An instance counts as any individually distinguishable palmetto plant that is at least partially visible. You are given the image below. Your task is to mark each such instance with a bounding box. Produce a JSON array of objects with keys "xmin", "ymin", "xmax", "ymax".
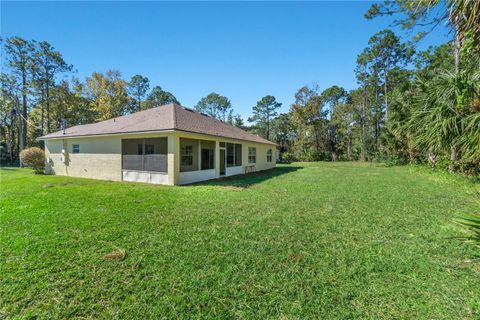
[
  {"xmin": 408, "ymin": 68, "xmax": 480, "ymax": 161},
  {"xmin": 454, "ymin": 213, "xmax": 480, "ymax": 247},
  {"xmin": 459, "ymin": 112, "xmax": 480, "ymax": 160}
]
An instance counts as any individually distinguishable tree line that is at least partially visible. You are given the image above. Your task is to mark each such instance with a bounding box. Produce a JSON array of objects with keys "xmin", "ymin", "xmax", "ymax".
[
  {"xmin": 0, "ymin": 35, "xmax": 252, "ymax": 164},
  {"xmin": 0, "ymin": 34, "xmax": 267, "ymax": 164},
  {"xmin": 254, "ymin": 0, "xmax": 480, "ymax": 174},
  {"xmin": 0, "ymin": 39, "xmax": 180, "ymax": 162},
  {"xmin": 1, "ymin": 0, "xmax": 479, "ymax": 174},
  {"xmin": 0, "ymin": 37, "xmax": 183, "ymax": 163}
]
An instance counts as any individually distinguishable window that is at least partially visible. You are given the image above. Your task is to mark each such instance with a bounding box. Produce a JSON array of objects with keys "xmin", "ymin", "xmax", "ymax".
[
  {"xmin": 267, "ymin": 149, "xmax": 272, "ymax": 162},
  {"xmin": 72, "ymin": 144, "xmax": 80, "ymax": 154},
  {"xmin": 201, "ymin": 148, "xmax": 214, "ymax": 170},
  {"xmin": 137, "ymin": 144, "xmax": 143, "ymax": 155},
  {"xmin": 219, "ymin": 142, "xmax": 226, "ymax": 148},
  {"xmin": 248, "ymin": 147, "xmax": 256, "ymax": 163},
  {"xmin": 181, "ymin": 145, "xmax": 193, "ymax": 166},
  {"xmin": 227, "ymin": 143, "xmax": 242, "ymax": 167},
  {"xmin": 235, "ymin": 144, "xmax": 242, "ymax": 166},
  {"xmin": 227, "ymin": 143, "xmax": 234, "ymax": 167},
  {"xmin": 145, "ymin": 144, "xmax": 154, "ymax": 155}
]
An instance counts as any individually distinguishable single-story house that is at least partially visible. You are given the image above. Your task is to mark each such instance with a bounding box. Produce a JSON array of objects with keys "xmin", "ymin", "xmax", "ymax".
[{"xmin": 39, "ymin": 103, "xmax": 276, "ymax": 185}]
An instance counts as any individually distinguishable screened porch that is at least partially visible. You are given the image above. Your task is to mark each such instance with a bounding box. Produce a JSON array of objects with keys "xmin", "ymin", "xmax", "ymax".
[
  {"xmin": 178, "ymin": 138, "xmax": 244, "ymax": 184},
  {"xmin": 178, "ymin": 138, "xmax": 216, "ymax": 184},
  {"xmin": 121, "ymin": 137, "xmax": 168, "ymax": 184}
]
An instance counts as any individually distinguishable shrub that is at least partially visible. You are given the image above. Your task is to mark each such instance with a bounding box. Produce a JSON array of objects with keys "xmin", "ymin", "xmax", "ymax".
[
  {"xmin": 281, "ymin": 152, "xmax": 296, "ymax": 163},
  {"xmin": 455, "ymin": 159, "xmax": 480, "ymax": 176},
  {"xmin": 373, "ymin": 152, "xmax": 408, "ymax": 167},
  {"xmin": 299, "ymin": 149, "xmax": 323, "ymax": 162},
  {"xmin": 20, "ymin": 147, "xmax": 45, "ymax": 174}
]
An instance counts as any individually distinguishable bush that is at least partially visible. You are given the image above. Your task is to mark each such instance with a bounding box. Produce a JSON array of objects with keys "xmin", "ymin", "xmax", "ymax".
[
  {"xmin": 373, "ymin": 152, "xmax": 408, "ymax": 167},
  {"xmin": 426, "ymin": 156, "xmax": 480, "ymax": 176},
  {"xmin": 280, "ymin": 152, "xmax": 296, "ymax": 163},
  {"xmin": 454, "ymin": 159, "xmax": 480, "ymax": 176},
  {"xmin": 20, "ymin": 147, "xmax": 45, "ymax": 174},
  {"xmin": 299, "ymin": 149, "xmax": 323, "ymax": 162},
  {"xmin": 384, "ymin": 155, "xmax": 408, "ymax": 167}
]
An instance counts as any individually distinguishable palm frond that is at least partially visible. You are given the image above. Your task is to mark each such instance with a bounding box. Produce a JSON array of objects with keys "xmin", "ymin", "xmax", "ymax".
[{"xmin": 454, "ymin": 212, "xmax": 480, "ymax": 247}]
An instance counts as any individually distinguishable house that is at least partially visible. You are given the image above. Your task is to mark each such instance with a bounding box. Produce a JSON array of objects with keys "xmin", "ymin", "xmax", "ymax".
[{"xmin": 39, "ymin": 103, "xmax": 276, "ymax": 185}]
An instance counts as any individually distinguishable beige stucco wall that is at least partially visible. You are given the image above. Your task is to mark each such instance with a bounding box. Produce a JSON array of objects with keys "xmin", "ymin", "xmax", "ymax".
[
  {"xmin": 44, "ymin": 132, "xmax": 171, "ymax": 182},
  {"xmin": 45, "ymin": 136, "xmax": 123, "ymax": 181},
  {"xmin": 43, "ymin": 130, "xmax": 276, "ymax": 185}
]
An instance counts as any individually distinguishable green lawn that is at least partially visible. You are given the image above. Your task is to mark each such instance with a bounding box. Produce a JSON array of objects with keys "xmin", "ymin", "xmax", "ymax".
[{"xmin": 1, "ymin": 163, "xmax": 479, "ymax": 319}]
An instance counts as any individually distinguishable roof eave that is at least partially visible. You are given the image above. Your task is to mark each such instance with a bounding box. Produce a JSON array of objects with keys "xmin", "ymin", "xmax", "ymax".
[
  {"xmin": 37, "ymin": 128, "xmax": 176, "ymax": 140},
  {"xmin": 38, "ymin": 128, "xmax": 276, "ymax": 145}
]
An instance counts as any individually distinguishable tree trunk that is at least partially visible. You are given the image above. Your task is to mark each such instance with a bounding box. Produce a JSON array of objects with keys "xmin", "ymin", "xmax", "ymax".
[
  {"xmin": 6, "ymin": 126, "xmax": 12, "ymax": 164},
  {"xmin": 347, "ymin": 138, "xmax": 351, "ymax": 160},
  {"xmin": 22, "ymin": 72, "xmax": 28, "ymax": 149},
  {"xmin": 454, "ymin": 21, "xmax": 461, "ymax": 74},
  {"xmin": 384, "ymin": 69, "xmax": 388, "ymax": 122},
  {"xmin": 41, "ymin": 89, "xmax": 45, "ymax": 134},
  {"xmin": 360, "ymin": 85, "xmax": 367, "ymax": 162},
  {"xmin": 18, "ymin": 106, "xmax": 24, "ymax": 167},
  {"xmin": 449, "ymin": 145, "xmax": 457, "ymax": 172},
  {"xmin": 11, "ymin": 121, "xmax": 16, "ymax": 164},
  {"xmin": 314, "ymin": 126, "xmax": 320, "ymax": 152},
  {"xmin": 46, "ymin": 81, "xmax": 50, "ymax": 133},
  {"xmin": 266, "ymin": 119, "xmax": 270, "ymax": 141},
  {"xmin": 374, "ymin": 85, "xmax": 380, "ymax": 151},
  {"xmin": 330, "ymin": 126, "xmax": 336, "ymax": 161},
  {"xmin": 449, "ymin": 21, "xmax": 461, "ymax": 172}
]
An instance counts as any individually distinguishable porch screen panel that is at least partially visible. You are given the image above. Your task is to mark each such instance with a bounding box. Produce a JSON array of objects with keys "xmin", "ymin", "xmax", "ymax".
[
  {"xmin": 143, "ymin": 138, "xmax": 168, "ymax": 172},
  {"xmin": 226, "ymin": 143, "xmax": 235, "ymax": 167},
  {"xmin": 144, "ymin": 154, "xmax": 167, "ymax": 172},
  {"xmin": 122, "ymin": 138, "xmax": 168, "ymax": 172},
  {"xmin": 235, "ymin": 144, "xmax": 242, "ymax": 166},
  {"xmin": 122, "ymin": 139, "xmax": 144, "ymax": 171},
  {"xmin": 122, "ymin": 155, "xmax": 143, "ymax": 171},
  {"xmin": 201, "ymin": 140, "xmax": 215, "ymax": 170}
]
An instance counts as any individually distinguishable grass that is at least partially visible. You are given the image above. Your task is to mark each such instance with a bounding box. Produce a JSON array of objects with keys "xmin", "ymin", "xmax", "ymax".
[{"xmin": 1, "ymin": 162, "xmax": 479, "ymax": 319}]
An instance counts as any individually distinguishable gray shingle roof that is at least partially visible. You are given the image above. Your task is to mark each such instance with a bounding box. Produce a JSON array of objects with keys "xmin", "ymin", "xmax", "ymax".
[{"xmin": 39, "ymin": 103, "xmax": 275, "ymax": 145}]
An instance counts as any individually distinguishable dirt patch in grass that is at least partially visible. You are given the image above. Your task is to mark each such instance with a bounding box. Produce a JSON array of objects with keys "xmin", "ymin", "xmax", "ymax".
[
  {"xmin": 460, "ymin": 259, "xmax": 480, "ymax": 274},
  {"xmin": 103, "ymin": 249, "xmax": 126, "ymax": 261},
  {"xmin": 223, "ymin": 185, "xmax": 245, "ymax": 191}
]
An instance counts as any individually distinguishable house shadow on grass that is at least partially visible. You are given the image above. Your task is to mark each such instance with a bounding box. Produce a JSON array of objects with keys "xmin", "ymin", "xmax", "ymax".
[{"xmin": 191, "ymin": 165, "xmax": 302, "ymax": 189}]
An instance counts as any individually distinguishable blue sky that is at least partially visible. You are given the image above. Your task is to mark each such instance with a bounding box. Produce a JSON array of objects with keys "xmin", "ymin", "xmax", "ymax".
[{"xmin": 2, "ymin": 1, "xmax": 451, "ymax": 119}]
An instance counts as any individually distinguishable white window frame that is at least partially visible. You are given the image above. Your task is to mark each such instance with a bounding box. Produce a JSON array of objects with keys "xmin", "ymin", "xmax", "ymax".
[
  {"xmin": 248, "ymin": 147, "xmax": 256, "ymax": 164},
  {"xmin": 72, "ymin": 144, "xmax": 80, "ymax": 154}
]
